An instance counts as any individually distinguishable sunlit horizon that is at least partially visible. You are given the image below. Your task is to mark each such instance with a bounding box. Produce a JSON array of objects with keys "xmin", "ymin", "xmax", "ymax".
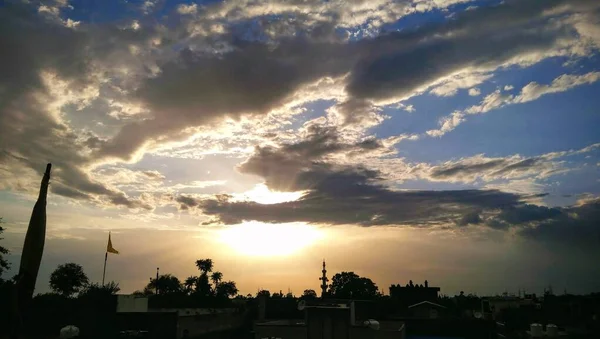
[{"xmin": 218, "ymin": 221, "xmax": 325, "ymax": 257}]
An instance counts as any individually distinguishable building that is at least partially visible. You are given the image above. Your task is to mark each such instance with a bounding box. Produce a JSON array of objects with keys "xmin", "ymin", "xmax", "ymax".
[
  {"xmin": 116, "ymin": 295, "xmax": 245, "ymax": 339},
  {"xmin": 408, "ymin": 301, "xmax": 448, "ymax": 319},
  {"xmin": 254, "ymin": 298, "xmax": 406, "ymax": 339},
  {"xmin": 389, "ymin": 280, "xmax": 440, "ymax": 305}
]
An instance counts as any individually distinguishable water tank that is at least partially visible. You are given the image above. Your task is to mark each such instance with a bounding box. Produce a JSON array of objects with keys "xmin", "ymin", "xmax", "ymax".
[
  {"xmin": 530, "ymin": 323, "xmax": 543, "ymax": 337},
  {"xmin": 59, "ymin": 325, "xmax": 79, "ymax": 339},
  {"xmin": 547, "ymin": 324, "xmax": 558, "ymax": 337},
  {"xmin": 363, "ymin": 319, "xmax": 380, "ymax": 330}
]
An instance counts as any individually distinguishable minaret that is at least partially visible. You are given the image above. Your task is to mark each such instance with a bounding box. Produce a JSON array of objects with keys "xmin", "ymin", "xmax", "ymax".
[{"xmin": 319, "ymin": 260, "xmax": 328, "ymax": 298}]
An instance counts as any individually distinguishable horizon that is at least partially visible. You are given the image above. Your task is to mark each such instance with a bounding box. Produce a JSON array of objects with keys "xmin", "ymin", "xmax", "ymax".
[{"xmin": 1, "ymin": 0, "xmax": 600, "ymax": 298}]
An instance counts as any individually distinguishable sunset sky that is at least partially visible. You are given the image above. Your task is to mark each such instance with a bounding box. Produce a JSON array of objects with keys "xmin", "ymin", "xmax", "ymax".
[{"xmin": 1, "ymin": 0, "xmax": 600, "ymax": 297}]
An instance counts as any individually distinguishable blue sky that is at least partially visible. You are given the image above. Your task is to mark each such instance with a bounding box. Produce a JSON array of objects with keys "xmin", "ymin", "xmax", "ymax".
[{"xmin": 1, "ymin": 0, "xmax": 600, "ymax": 296}]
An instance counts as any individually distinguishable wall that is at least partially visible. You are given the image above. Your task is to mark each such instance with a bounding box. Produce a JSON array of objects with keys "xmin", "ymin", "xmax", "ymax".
[
  {"xmin": 116, "ymin": 295, "xmax": 149, "ymax": 313},
  {"xmin": 178, "ymin": 312, "xmax": 245, "ymax": 339},
  {"xmin": 254, "ymin": 324, "xmax": 307, "ymax": 339}
]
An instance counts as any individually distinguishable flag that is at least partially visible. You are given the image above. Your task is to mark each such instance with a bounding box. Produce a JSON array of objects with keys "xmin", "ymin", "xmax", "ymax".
[{"xmin": 107, "ymin": 232, "xmax": 119, "ymax": 254}]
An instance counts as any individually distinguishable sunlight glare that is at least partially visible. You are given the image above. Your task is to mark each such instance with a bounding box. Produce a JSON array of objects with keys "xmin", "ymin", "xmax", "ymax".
[
  {"xmin": 236, "ymin": 183, "xmax": 305, "ymax": 205},
  {"xmin": 218, "ymin": 221, "xmax": 324, "ymax": 257}
]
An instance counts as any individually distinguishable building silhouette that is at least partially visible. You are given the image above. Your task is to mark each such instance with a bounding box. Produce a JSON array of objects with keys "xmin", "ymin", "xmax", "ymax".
[{"xmin": 389, "ymin": 280, "xmax": 440, "ymax": 305}]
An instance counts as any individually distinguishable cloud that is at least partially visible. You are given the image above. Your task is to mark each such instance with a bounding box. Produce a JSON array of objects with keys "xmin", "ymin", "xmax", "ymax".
[
  {"xmin": 99, "ymin": 38, "xmax": 355, "ymax": 160},
  {"xmin": 0, "ymin": 2, "xmax": 165, "ymax": 209},
  {"xmin": 468, "ymin": 88, "xmax": 481, "ymax": 96},
  {"xmin": 485, "ymin": 198, "xmax": 600, "ymax": 250},
  {"xmin": 345, "ymin": 0, "xmax": 597, "ymax": 103},
  {"xmin": 97, "ymin": 0, "xmax": 600, "ymax": 160},
  {"xmin": 198, "ymin": 168, "xmax": 523, "ymax": 227},
  {"xmin": 422, "ymin": 143, "xmax": 599, "ymax": 183},
  {"xmin": 430, "ymin": 73, "xmax": 491, "ymax": 97},
  {"xmin": 428, "ymin": 71, "xmax": 600, "ymax": 136},
  {"xmin": 513, "ymin": 72, "xmax": 600, "ymax": 103},
  {"xmin": 181, "ymin": 127, "xmax": 526, "ymax": 227},
  {"xmin": 237, "ymin": 124, "xmax": 391, "ymax": 191},
  {"xmin": 1, "ymin": 0, "xmax": 599, "ymax": 213}
]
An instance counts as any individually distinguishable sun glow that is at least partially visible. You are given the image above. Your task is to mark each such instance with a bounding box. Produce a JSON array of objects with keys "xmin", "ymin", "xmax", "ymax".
[
  {"xmin": 218, "ymin": 221, "xmax": 324, "ymax": 257},
  {"xmin": 236, "ymin": 183, "xmax": 306, "ymax": 205}
]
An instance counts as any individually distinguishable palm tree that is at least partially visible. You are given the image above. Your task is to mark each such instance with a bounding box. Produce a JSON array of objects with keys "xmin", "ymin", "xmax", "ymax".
[
  {"xmin": 211, "ymin": 271, "xmax": 223, "ymax": 286},
  {"xmin": 195, "ymin": 259, "xmax": 213, "ymax": 274},
  {"xmin": 184, "ymin": 276, "xmax": 198, "ymax": 294}
]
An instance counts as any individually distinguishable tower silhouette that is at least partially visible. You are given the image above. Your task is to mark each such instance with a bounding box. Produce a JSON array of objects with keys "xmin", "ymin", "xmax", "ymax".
[{"xmin": 319, "ymin": 260, "xmax": 328, "ymax": 298}]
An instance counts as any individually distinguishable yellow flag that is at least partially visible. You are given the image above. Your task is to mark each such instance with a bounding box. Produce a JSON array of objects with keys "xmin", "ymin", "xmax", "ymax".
[{"xmin": 107, "ymin": 232, "xmax": 119, "ymax": 254}]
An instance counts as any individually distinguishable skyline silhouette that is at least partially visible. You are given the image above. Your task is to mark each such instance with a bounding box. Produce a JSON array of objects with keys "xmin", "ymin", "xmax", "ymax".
[{"xmin": 1, "ymin": 0, "xmax": 600, "ymax": 301}]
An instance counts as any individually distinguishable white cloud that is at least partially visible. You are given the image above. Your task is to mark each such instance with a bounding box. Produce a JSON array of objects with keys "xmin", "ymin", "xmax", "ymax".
[
  {"xmin": 468, "ymin": 88, "xmax": 481, "ymax": 96},
  {"xmin": 430, "ymin": 73, "xmax": 492, "ymax": 97},
  {"xmin": 177, "ymin": 4, "xmax": 198, "ymax": 15},
  {"xmin": 427, "ymin": 71, "xmax": 600, "ymax": 137},
  {"xmin": 427, "ymin": 112, "xmax": 465, "ymax": 137},
  {"xmin": 513, "ymin": 72, "xmax": 600, "ymax": 103}
]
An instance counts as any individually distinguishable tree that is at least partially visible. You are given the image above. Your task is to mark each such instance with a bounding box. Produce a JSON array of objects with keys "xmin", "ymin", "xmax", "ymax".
[
  {"xmin": 195, "ymin": 273, "xmax": 212, "ymax": 296},
  {"xmin": 147, "ymin": 274, "xmax": 183, "ymax": 295},
  {"xmin": 329, "ymin": 272, "xmax": 379, "ymax": 299},
  {"xmin": 49, "ymin": 263, "xmax": 89, "ymax": 297},
  {"xmin": 195, "ymin": 259, "xmax": 213, "ymax": 274},
  {"xmin": 0, "ymin": 218, "xmax": 9, "ymax": 280},
  {"xmin": 184, "ymin": 276, "xmax": 198, "ymax": 294},
  {"xmin": 211, "ymin": 271, "xmax": 223, "ymax": 287},
  {"xmin": 215, "ymin": 281, "xmax": 238, "ymax": 298},
  {"xmin": 80, "ymin": 281, "xmax": 120, "ymax": 297},
  {"xmin": 257, "ymin": 290, "xmax": 270, "ymax": 298},
  {"xmin": 132, "ymin": 288, "xmax": 154, "ymax": 296},
  {"xmin": 302, "ymin": 289, "xmax": 317, "ymax": 299}
]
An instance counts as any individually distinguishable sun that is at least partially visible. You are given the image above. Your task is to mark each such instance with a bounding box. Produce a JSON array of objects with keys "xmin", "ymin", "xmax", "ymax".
[{"xmin": 218, "ymin": 221, "xmax": 324, "ymax": 257}]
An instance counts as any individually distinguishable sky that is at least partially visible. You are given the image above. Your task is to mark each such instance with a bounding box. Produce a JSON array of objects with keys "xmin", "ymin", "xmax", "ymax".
[{"xmin": 1, "ymin": 0, "xmax": 600, "ymax": 297}]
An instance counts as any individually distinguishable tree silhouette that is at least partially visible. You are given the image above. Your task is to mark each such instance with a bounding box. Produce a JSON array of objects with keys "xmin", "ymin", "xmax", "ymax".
[
  {"xmin": 257, "ymin": 290, "xmax": 270, "ymax": 298},
  {"xmin": 196, "ymin": 273, "xmax": 212, "ymax": 296},
  {"xmin": 195, "ymin": 259, "xmax": 213, "ymax": 274},
  {"xmin": 147, "ymin": 274, "xmax": 183, "ymax": 295},
  {"xmin": 211, "ymin": 271, "xmax": 223, "ymax": 287},
  {"xmin": 329, "ymin": 272, "xmax": 379, "ymax": 299},
  {"xmin": 80, "ymin": 281, "xmax": 120, "ymax": 297},
  {"xmin": 184, "ymin": 276, "xmax": 198, "ymax": 295},
  {"xmin": 49, "ymin": 263, "xmax": 89, "ymax": 297},
  {"xmin": 0, "ymin": 218, "xmax": 9, "ymax": 280},
  {"xmin": 302, "ymin": 289, "xmax": 317, "ymax": 299},
  {"xmin": 132, "ymin": 288, "xmax": 154, "ymax": 296},
  {"xmin": 215, "ymin": 281, "xmax": 238, "ymax": 298}
]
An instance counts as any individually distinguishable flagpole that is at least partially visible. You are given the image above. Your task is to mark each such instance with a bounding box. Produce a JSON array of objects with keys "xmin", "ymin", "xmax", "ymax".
[{"xmin": 102, "ymin": 251, "xmax": 108, "ymax": 286}]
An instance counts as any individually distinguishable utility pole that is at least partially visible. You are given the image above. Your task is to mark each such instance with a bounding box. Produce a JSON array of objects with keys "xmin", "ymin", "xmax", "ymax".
[{"xmin": 156, "ymin": 267, "xmax": 159, "ymax": 295}]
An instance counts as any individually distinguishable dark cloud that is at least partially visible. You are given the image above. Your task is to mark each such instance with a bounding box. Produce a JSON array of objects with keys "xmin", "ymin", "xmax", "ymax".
[
  {"xmin": 176, "ymin": 195, "xmax": 200, "ymax": 210},
  {"xmin": 190, "ymin": 126, "xmax": 523, "ymax": 226},
  {"xmin": 237, "ymin": 124, "xmax": 386, "ymax": 191},
  {"xmin": 0, "ymin": 2, "xmax": 158, "ymax": 209},
  {"xmin": 457, "ymin": 211, "xmax": 482, "ymax": 226},
  {"xmin": 492, "ymin": 199, "xmax": 600, "ymax": 249},
  {"xmin": 99, "ymin": 38, "xmax": 355, "ymax": 159},
  {"xmin": 426, "ymin": 154, "xmax": 561, "ymax": 183},
  {"xmin": 496, "ymin": 205, "xmax": 562, "ymax": 226},
  {"xmin": 198, "ymin": 165, "xmax": 522, "ymax": 227},
  {"xmin": 99, "ymin": 0, "xmax": 600, "ymax": 158}
]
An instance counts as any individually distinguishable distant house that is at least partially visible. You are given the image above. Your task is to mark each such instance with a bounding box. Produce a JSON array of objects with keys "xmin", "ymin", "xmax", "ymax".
[
  {"xmin": 408, "ymin": 301, "xmax": 447, "ymax": 319},
  {"xmin": 389, "ymin": 280, "xmax": 441, "ymax": 306}
]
